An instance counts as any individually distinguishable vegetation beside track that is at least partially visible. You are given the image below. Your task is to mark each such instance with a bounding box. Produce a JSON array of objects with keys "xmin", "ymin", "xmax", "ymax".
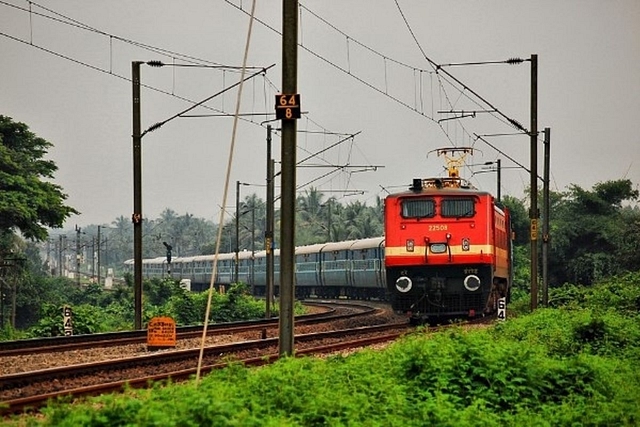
[
  {"xmin": 1, "ymin": 281, "xmax": 302, "ymax": 340},
  {"xmin": 4, "ymin": 273, "xmax": 640, "ymax": 426}
]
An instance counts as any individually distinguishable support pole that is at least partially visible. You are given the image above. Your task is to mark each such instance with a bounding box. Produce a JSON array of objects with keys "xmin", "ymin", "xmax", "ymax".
[
  {"xmin": 58, "ymin": 235, "xmax": 63, "ymax": 277},
  {"xmin": 91, "ymin": 237, "xmax": 95, "ymax": 281},
  {"xmin": 75, "ymin": 225, "xmax": 81, "ymax": 286},
  {"xmin": 251, "ymin": 206, "xmax": 255, "ymax": 292},
  {"xmin": 132, "ymin": 61, "xmax": 143, "ymax": 330},
  {"xmin": 97, "ymin": 226, "xmax": 101, "ymax": 286},
  {"xmin": 542, "ymin": 127, "xmax": 551, "ymax": 306},
  {"xmin": 529, "ymin": 54, "xmax": 539, "ymax": 311},
  {"xmin": 279, "ymin": 0, "xmax": 298, "ymax": 356},
  {"xmin": 266, "ymin": 124, "xmax": 275, "ymax": 319},
  {"xmin": 496, "ymin": 159, "xmax": 502, "ymax": 203},
  {"xmin": 235, "ymin": 180, "xmax": 240, "ymax": 284}
]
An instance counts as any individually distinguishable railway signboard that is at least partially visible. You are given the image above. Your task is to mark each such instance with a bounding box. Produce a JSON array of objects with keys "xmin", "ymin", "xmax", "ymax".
[
  {"xmin": 147, "ymin": 316, "xmax": 176, "ymax": 349},
  {"xmin": 275, "ymin": 94, "xmax": 301, "ymax": 120},
  {"xmin": 530, "ymin": 218, "xmax": 538, "ymax": 241}
]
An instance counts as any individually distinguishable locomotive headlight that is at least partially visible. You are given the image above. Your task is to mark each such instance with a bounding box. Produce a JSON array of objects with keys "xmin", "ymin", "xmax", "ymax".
[
  {"xmin": 464, "ymin": 274, "xmax": 481, "ymax": 292},
  {"xmin": 462, "ymin": 238, "xmax": 470, "ymax": 251},
  {"xmin": 406, "ymin": 239, "xmax": 415, "ymax": 252},
  {"xmin": 395, "ymin": 276, "xmax": 412, "ymax": 293},
  {"xmin": 430, "ymin": 243, "xmax": 447, "ymax": 253}
]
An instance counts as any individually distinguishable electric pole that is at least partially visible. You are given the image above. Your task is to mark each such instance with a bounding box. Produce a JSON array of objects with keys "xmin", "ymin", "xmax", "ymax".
[
  {"xmin": 530, "ymin": 54, "xmax": 539, "ymax": 311},
  {"xmin": 279, "ymin": 0, "xmax": 299, "ymax": 356},
  {"xmin": 132, "ymin": 61, "xmax": 143, "ymax": 330},
  {"xmin": 542, "ymin": 127, "xmax": 551, "ymax": 306},
  {"xmin": 75, "ymin": 225, "xmax": 82, "ymax": 286},
  {"xmin": 265, "ymin": 125, "xmax": 275, "ymax": 319}
]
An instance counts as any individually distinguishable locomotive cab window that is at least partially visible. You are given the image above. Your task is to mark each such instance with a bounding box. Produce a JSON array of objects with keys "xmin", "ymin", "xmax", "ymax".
[
  {"xmin": 441, "ymin": 198, "xmax": 475, "ymax": 218},
  {"xmin": 402, "ymin": 198, "xmax": 435, "ymax": 218}
]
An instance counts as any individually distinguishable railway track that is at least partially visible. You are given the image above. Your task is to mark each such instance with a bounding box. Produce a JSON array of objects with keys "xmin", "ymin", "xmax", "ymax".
[
  {"xmin": 1, "ymin": 301, "xmax": 406, "ymax": 415},
  {"xmin": 0, "ymin": 300, "xmax": 373, "ymax": 357},
  {"xmin": 1, "ymin": 323, "xmax": 411, "ymax": 414}
]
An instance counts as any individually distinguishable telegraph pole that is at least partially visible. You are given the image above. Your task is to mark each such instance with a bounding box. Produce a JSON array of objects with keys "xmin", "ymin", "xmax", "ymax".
[
  {"xmin": 97, "ymin": 226, "xmax": 101, "ymax": 286},
  {"xmin": 132, "ymin": 61, "xmax": 143, "ymax": 330},
  {"xmin": 265, "ymin": 125, "xmax": 275, "ymax": 319},
  {"xmin": 279, "ymin": 0, "xmax": 299, "ymax": 356},
  {"xmin": 542, "ymin": 127, "xmax": 551, "ymax": 306},
  {"xmin": 91, "ymin": 237, "xmax": 95, "ymax": 282},
  {"xmin": 235, "ymin": 180, "xmax": 241, "ymax": 284},
  {"xmin": 496, "ymin": 159, "xmax": 502, "ymax": 203},
  {"xmin": 75, "ymin": 225, "xmax": 81, "ymax": 286},
  {"xmin": 58, "ymin": 235, "xmax": 64, "ymax": 277},
  {"xmin": 529, "ymin": 54, "xmax": 539, "ymax": 311}
]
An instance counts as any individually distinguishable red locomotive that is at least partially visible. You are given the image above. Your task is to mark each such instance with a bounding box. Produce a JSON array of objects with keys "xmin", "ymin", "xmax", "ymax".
[{"xmin": 384, "ymin": 148, "xmax": 512, "ymax": 321}]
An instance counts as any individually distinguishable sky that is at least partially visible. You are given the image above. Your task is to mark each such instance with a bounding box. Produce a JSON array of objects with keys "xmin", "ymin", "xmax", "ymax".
[{"xmin": 1, "ymin": 0, "xmax": 639, "ymax": 231}]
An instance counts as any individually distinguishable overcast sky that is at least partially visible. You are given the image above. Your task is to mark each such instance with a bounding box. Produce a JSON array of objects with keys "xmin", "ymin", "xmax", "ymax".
[{"xmin": 2, "ymin": 1, "xmax": 639, "ymax": 230}]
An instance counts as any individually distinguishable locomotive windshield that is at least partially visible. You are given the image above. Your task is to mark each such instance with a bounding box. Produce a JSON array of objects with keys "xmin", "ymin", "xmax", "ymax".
[
  {"xmin": 402, "ymin": 198, "xmax": 436, "ymax": 218},
  {"xmin": 441, "ymin": 198, "xmax": 475, "ymax": 218}
]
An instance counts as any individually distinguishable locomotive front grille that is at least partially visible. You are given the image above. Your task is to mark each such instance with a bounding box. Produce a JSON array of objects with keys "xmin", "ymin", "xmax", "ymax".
[
  {"xmin": 393, "ymin": 291, "xmax": 485, "ymax": 315},
  {"xmin": 388, "ymin": 265, "xmax": 492, "ymax": 317}
]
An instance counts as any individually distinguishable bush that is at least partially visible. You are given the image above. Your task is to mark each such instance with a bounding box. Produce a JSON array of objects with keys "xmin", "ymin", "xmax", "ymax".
[
  {"xmin": 25, "ymin": 315, "xmax": 640, "ymax": 426},
  {"xmin": 491, "ymin": 307, "xmax": 640, "ymax": 360},
  {"xmin": 27, "ymin": 303, "xmax": 114, "ymax": 337}
]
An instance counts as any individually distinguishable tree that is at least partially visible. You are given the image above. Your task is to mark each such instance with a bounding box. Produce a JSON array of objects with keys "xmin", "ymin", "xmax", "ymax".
[
  {"xmin": 501, "ymin": 195, "xmax": 531, "ymax": 246},
  {"xmin": 549, "ymin": 179, "xmax": 640, "ymax": 286},
  {"xmin": 0, "ymin": 116, "xmax": 78, "ymax": 241}
]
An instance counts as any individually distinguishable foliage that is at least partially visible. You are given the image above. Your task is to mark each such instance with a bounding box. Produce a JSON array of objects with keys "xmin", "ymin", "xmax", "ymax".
[
  {"xmin": 501, "ymin": 194, "xmax": 529, "ymax": 246},
  {"xmin": 549, "ymin": 271, "xmax": 640, "ymax": 314},
  {"xmin": 27, "ymin": 303, "xmax": 107, "ymax": 337},
  {"xmin": 25, "ymin": 307, "xmax": 640, "ymax": 426},
  {"xmin": 0, "ymin": 324, "xmax": 28, "ymax": 341},
  {"xmin": 0, "ymin": 115, "xmax": 78, "ymax": 240},
  {"xmin": 548, "ymin": 179, "xmax": 639, "ymax": 286},
  {"xmin": 491, "ymin": 307, "xmax": 640, "ymax": 359},
  {"xmin": 295, "ymin": 188, "xmax": 383, "ymax": 245},
  {"xmin": 12, "ymin": 275, "xmax": 83, "ymax": 329},
  {"xmin": 9, "ymin": 277, "xmax": 273, "ymax": 338}
]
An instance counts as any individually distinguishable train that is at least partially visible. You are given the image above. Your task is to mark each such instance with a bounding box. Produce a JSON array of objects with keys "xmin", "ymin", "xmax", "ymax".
[
  {"xmin": 384, "ymin": 148, "xmax": 513, "ymax": 320},
  {"xmin": 126, "ymin": 148, "xmax": 512, "ymax": 321},
  {"xmin": 124, "ymin": 236, "xmax": 387, "ymax": 300}
]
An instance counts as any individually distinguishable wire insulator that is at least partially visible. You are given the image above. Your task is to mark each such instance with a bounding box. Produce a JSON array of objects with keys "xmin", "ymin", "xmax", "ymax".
[
  {"xmin": 147, "ymin": 122, "xmax": 163, "ymax": 133},
  {"xmin": 506, "ymin": 57, "xmax": 524, "ymax": 65},
  {"xmin": 147, "ymin": 60, "xmax": 164, "ymax": 67},
  {"xmin": 508, "ymin": 118, "xmax": 526, "ymax": 131}
]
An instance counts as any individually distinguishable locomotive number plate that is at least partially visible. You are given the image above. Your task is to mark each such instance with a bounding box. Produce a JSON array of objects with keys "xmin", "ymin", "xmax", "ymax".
[{"xmin": 428, "ymin": 224, "xmax": 448, "ymax": 231}]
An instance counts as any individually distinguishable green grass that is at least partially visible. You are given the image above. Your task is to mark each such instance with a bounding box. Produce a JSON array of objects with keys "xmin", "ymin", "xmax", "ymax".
[
  {"xmin": 4, "ymin": 310, "xmax": 638, "ymax": 427},
  {"xmin": 5, "ymin": 275, "xmax": 640, "ymax": 426}
]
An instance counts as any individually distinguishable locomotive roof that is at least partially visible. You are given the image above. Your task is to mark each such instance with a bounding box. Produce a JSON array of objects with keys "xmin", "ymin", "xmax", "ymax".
[{"xmin": 388, "ymin": 184, "xmax": 492, "ymax": 199}]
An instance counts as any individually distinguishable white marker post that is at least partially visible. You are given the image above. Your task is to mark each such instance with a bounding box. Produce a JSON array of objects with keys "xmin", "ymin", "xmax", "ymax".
[
  {"xmin": 63, "ymin": 305, "xmax": 73, "ymax": 335},
  {"xmin": 497, "ymin": 297, "xmax": 507, "ymax": 321}
]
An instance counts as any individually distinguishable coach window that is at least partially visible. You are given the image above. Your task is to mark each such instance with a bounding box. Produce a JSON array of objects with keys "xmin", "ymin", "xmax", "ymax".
[
  {"xmin": 441, "ymin": 198, "xmax": 475, "ymax": 218},
  {"xmin": 402, "ymin": 198, "xmax": 436, "ymax": 219}
]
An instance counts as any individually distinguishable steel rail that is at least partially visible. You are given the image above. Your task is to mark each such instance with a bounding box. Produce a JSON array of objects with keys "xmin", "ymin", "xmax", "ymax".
[{"xmin": 1, "ymin": 322, "xmax": 410, "ymax": 416}]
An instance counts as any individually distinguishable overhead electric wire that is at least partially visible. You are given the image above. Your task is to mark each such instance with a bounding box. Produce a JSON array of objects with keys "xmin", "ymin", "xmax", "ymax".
[
  {"xmin": 393, "ymin": 0, "xmax": 529, "ymax": 135},
  {"xmin": 223, "ymin": 0, "xmax": 441, "ymax": 125},
  {"xmin": 5, "ymin": 0, "xmax": 533, "ymax": 197},
  {"xmin": 228, "ymin": 0, "xmax": 528, "ymax": 153},
  {"xmin": 0, "ymin": 30, "xmax": 270, "ymax": 129},
  {"xmin": 142, "ymin": 64, "xmax": 275, "ymax": 136},
  {"xmin": 299, "ymin": 3, "xmax": 432, "ymax": 73},
  {"xmin": 0, "ymin": 0, "xmax": 245, "ymax": 69},
  {"xmin": 233, "ymin": 0, "xmax": 529, "ymax": 152},
  {"xmin": 1, "ymin": 1, "xmax": 370, "ymax": 197}
]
